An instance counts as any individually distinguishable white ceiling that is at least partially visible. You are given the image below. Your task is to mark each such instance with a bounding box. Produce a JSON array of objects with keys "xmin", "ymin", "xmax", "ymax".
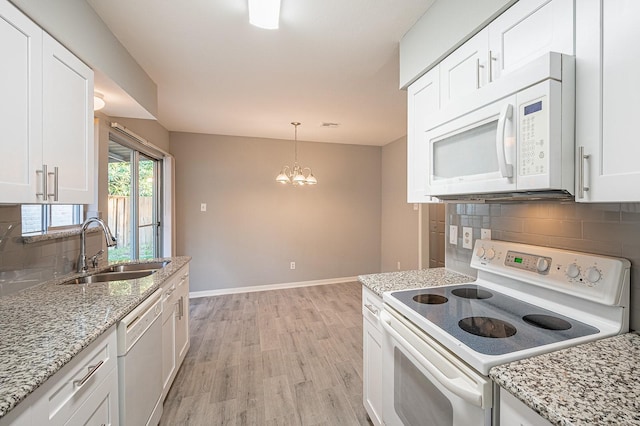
[{"xmin": 87, "ymin": 0, "xmax": 435, "ymax": 146}]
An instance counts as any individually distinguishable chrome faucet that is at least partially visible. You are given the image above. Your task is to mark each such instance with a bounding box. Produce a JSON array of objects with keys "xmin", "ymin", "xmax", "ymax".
[{"xmin": 77, "ymin": 217, "xmax": 117, "ymax": 273}]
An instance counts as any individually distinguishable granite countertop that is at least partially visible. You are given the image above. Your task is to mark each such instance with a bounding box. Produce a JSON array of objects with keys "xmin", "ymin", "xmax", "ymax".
[
  {"xmin": 490, "ymin": 332, "xmax": 640, "ymax": 425},
  {"xmin": 358, "ymin": 267, "xmax": 474, "ymax": 297},
  {"xmin": 0, "ymin": 256, "xmax": 191, "ymax": 419}
]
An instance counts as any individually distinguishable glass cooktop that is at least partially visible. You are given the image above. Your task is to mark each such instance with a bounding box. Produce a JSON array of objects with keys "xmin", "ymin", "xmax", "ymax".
[{"xmin": 389, "ymin": 285, "xmax": 599, "ymax": 356}]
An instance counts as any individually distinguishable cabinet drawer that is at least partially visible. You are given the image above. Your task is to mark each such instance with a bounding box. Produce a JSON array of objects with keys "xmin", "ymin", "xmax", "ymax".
[
  {"xmin": 362, "ymin": 286, "xmax": 382, "ymax": 324},
  {"xmin": 35, "ymin": 327, "xmax": 117, "ymax": 425}
]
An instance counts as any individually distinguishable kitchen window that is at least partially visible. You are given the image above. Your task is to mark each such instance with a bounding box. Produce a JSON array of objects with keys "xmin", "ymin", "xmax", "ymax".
[{"xmin": 21, "ymin": 204, "xmax": 83, "ymax": 235}]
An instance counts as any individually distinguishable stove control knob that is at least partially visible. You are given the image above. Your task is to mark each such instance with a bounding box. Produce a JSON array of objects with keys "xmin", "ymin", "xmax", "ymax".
[
  {"xmin": 485, "ymin": 248, "xmax": 496, "ymax": 260},
  {"xmin": 536, "ymin": 258, "xmax": 550, "ymax": 273},
  {"xmin": 475, "ymin": 247, "xmax": 485, "ymax": 257},
  {"xmin": 566, "ymin": 263, "xmax": 580, "ymax": 279},
  {"xmin": 585, "ymin": 267, "xmax": 602, "ymax": 284}
]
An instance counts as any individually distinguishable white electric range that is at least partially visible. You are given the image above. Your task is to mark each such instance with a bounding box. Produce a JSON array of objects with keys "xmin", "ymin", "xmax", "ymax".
[{"xmin": 380, "ymin": 240, "xmax": 630, "ymax": 426}]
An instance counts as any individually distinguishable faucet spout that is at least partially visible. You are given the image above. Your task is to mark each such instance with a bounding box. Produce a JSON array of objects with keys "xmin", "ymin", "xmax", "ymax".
[{"xmin": 77, "ymin": 217, "xmax": 117, "ymax": 273}]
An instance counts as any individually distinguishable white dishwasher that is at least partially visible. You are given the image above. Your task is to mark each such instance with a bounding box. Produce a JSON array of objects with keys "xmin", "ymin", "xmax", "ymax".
[{"xmin": 118, "ymin": 289, "xmax": 163, "ymax": 426}]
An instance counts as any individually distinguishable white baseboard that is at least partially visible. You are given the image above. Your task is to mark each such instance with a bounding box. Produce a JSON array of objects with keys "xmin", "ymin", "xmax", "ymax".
[{"xmin": 189, "ymin": 276, "xmax": 359, "ymax": 299}]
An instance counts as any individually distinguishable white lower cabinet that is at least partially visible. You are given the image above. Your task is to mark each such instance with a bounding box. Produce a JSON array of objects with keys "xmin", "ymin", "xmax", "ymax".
[
  {"xmin": 0, "ymin": 326, "xmax": 119, "ymax": 426},
  {"xmin": 161, "ymin": 264, "xmax": 190, "ymax": 401},
  {"xmin": 362, "ymin": 286, "xmax": 383, "ymax": 426},
  {"xmin": 500, "ymin": 389, "xmax": 552, "ymax": 426}
]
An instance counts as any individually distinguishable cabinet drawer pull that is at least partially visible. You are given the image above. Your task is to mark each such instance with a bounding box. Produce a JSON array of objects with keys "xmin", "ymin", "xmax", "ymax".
[
  {"xmin": 73, "ymin": 360, "xmax": 104, "ymax": 388},
  {"xmin": 364, "ymin": 303, "xmax": 379, "ymax": 316}
]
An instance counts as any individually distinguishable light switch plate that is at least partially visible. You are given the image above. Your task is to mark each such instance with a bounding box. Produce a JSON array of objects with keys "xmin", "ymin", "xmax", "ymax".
[
  {"xmin": 481, "ymin": 228, "xmax": 491, "ymax": 240},
  {"xmin": 449, "ymin": 225, "xmax": 458, "ymax": 245},
  {"xmin": 463, "ymin": 227, "xmax": 473, "ymax": 249}
]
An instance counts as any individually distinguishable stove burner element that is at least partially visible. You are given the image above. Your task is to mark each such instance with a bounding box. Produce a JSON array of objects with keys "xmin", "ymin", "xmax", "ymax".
[
  {"xmin": 459, "ymin": 317, "xmax": 517, "ymax": 338},
  {"xmin": 451, "ymin": 287, "xmax": 493, "ymax": 300},
  {"xmin": 413, "ymin": 294, "xmax": 448, "ymax": 305},
  {"xmin": 523, "ymin": 314, "xmax": 572, "ymax": 331}
]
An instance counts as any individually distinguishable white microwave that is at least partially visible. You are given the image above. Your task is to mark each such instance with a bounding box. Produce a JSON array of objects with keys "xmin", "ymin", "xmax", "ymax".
[{"xmin": 424, "ymin": 53, "xmax": 575, "ymax": 200}]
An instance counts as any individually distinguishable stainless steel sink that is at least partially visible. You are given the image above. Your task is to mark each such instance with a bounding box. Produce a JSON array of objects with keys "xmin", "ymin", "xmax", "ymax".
[
  {"xmin": 107, "ymin": 261, "xmax": 171, "ymax": 273},
  {"xmin": 61, "ymin": 270, "xmax": 156, "ymax": 285}
]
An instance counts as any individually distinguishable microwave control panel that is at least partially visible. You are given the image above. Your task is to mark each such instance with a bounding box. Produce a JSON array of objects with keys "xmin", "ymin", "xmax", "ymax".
[{"xmin": 519, "ymin": 96, "xmax": 548, "ymax": 176}]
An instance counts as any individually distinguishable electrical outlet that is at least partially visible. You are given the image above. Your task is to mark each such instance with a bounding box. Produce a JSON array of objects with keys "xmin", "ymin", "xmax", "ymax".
[
  {"xmin": 200, "ymin": 203, "xmax": 207, "ymax": 212},
  {"xmin": 449, "ymin": 225, "xmax": 458, "ymax": 245},
  {"xmin": 397, "ymin": 261, "xmax": 401, "ymax": 270},
  {"xmin": 463, "ymin": 227, "xmax": 473, "ymax": 249},
  {"xmin": 481, "ymin": 228, "xmax": 492, "ymax": 240},
  {"xmin": 290, "ymin": 261, "xmax": 296, "ymax": 270}
]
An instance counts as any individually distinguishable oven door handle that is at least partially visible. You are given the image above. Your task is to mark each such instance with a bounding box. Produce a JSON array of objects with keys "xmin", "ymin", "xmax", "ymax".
[{"xmin": 380, "ymin": 311, "xmax": 484, "ymax": 407}]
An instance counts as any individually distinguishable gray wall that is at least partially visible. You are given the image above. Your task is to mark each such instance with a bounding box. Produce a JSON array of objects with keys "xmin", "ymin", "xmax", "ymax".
[
  {"xmin": 170, "ymin": 132, "xmax": 382, "ymax": 293},
  {"xmin": 381, "ymin": 137, "xmax": 419, "ymax": 272},
  {"xmin": 399, "ymin": 0, "xmax": 516, "ymax": 88},
  {"xmin": 445, "ymin": 202, "xmax": 640, "ymax": 331},
  {"xmin": 9, "ymin": 0, "xmax": 157, "ymax": 116}
]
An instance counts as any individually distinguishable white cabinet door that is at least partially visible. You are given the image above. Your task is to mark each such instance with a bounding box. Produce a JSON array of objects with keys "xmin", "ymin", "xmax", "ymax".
[
  {"xmin": 64, "ymin": 367, "xmax": 119, "ymax": 426},
  {"xmin": 575, "ymin": 0, "xmax": 640, "ymax": 202},
  {"xmin": 161, "ymin": 290, "xmax": 177, "ymax": 400},
  {"xmin": 362, "ymin": 287, "xmax": 383, "ymax": 426},
  {"xmin": 488, "ymin": 0, "xmax": 574, "ymax": 81},
  {"xmin": 161, "ymin": 264, "xmax": 190, "ymax": 401},
  {"xmin": 175, "ymin": 268, "xmax": 190, "ymax": 366},
  {"xmin": 500, "ymin": 389, "xmax": 552, "ymax": 426},
  {"xmin": 0, "ymin": 0, "xmax": 42, "ymax": 203},
  {"xmin": 42, "ymin": 33, "xmax": 95, "ymax": 204},
  {"xmin": 439, "ymin": 29, "xmax": 488, "ymax": 107},
  {"xmin": 0, "ymin": 0, "xmax": 94, "ymax": 205},
  {"xmin": 407, "ymin": 67, "xmax": 439, "ymax": 202}
]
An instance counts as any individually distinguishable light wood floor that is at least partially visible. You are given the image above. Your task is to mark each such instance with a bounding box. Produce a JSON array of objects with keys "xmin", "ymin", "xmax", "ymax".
[{"xmin": 160, "ymin": 281, "xmax": 371, "ymax": 426}]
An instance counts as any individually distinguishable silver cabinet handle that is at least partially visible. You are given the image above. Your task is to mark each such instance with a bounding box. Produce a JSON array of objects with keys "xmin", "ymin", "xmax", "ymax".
[
  {"xmin": 364, "ymin": 303, "xmax": 378, "ymax": 316},
  {"xmin": 578, "ymin": 146, "xmax": 590, "ymax": 199},
  {"xmin": 47, "ymin": 166, "xmax": 59, "ymax": 201},
  {"xmin": 73, "ymin": 360, "xmax": 104, "ymax": 388},
  {"xmin": 36, "ymin": 164, "xmax": 47, "ymax": 200},
  {"xmin": 178, "ymin": 296, "xmax": 184, "ymax": 319},
  {"xmin": 488, "ymin": 50, "xmax": 496, "ymax": 83},
  {"xmin": 476, "ymin": 58, "xmax": 485, "ymax": 89}
]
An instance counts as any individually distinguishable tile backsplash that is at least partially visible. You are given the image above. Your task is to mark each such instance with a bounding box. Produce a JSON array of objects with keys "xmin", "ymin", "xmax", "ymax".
[
  {"xmin": 445, "ymin": 201, "xmax": 640, "ymax": 331},
  {"xmin": 0, "ymin": 205, "xmax": 101, "ymax": 295}
]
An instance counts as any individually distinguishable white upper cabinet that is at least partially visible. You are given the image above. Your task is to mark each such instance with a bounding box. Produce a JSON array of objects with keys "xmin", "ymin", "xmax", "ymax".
[
  {"xmin": 407, "ymin": 67, "xmax": 440, "ymax": 203},
  {"xmin": 440, "ymin": 29, "xmax": 489, "ymax": 107},
  {"xmin": 42, "ymin": 34, "xmax": 94, "ymax": 204},
  {"xmin": 0, "ymin": 1, "xmax": 43, "ymax": 203},
  {"xmin": 488, "ymin": 0, "xmax": 574, "ymax": 81},
  {"xmin": 0, "ymin": 0, "xmax": 94, "ymax": 205},
  {"xmin": 575, "ymin": 0, "xmax": 640, "ymax": 202}
]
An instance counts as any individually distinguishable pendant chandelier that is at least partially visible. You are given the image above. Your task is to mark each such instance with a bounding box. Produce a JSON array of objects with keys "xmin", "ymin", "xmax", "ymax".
[{"xmin": 276, "ymin": 122, "xmax": 317, "ymax": 186}]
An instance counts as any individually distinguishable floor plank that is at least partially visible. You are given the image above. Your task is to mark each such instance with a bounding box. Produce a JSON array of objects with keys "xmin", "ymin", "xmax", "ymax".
[{"xmin": 160, "ymin": 281, "xmax": 372, "ymax": 425}]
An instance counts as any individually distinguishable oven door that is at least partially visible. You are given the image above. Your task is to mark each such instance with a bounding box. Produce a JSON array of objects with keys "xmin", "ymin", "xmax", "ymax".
[{"xmin": 380, "ymin": 308, "xmax": 492, "ymax": 426}]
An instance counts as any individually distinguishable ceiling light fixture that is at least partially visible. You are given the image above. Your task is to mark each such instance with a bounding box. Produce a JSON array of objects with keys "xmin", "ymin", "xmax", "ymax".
[
  {"xmin": 248, "ymin": 0, "xmax": 281, "ymax": 29},
  {"xmin": 94, "ymin": 92, "xmax": 106, "ymax": 111},
  {"xmin": 276, "ymin": 122, "xmax": 317, "ymax": 186}
]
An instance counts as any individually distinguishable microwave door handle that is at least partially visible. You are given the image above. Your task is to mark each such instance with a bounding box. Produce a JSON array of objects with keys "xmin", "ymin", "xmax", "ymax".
[{"xmin": 496, "ymin": 103, "xmax": 514, "ymax": 178}]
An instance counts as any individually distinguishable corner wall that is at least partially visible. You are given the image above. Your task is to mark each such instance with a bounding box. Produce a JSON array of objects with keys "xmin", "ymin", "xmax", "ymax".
[
  {"xmin": 170, "ymin": 132, "xmax": 382, "ymax": 293},
  {"xmin": 381, "ymin": 137, "xmax": 419, "ymax": 272}
]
